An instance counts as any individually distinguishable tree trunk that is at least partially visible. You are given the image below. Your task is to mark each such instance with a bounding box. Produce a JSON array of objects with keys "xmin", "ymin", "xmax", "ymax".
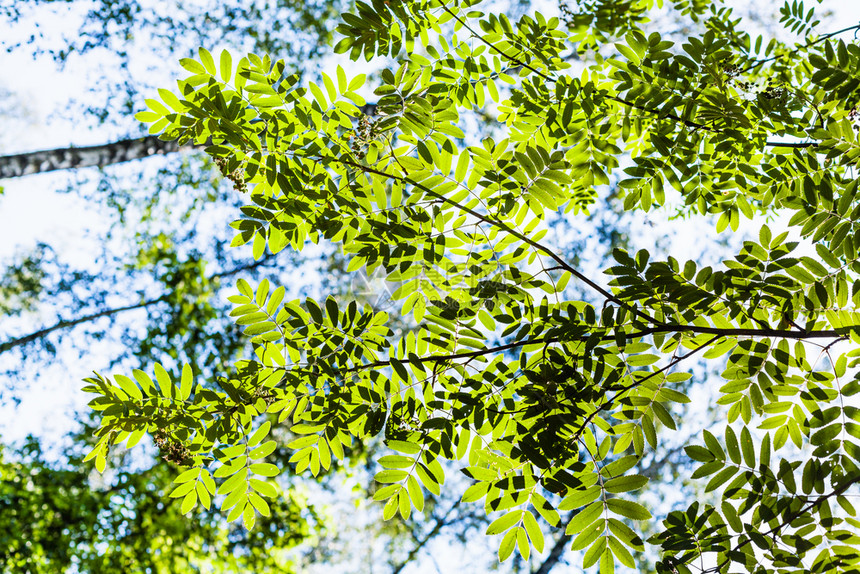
[
  {"xmin": 0, "ymin": 104, "xmax": 382, "ymax": 180},
  {"xmin": 0, "ymin": 104, "xmax": 383, "ymax": 180},
  {"xmin": 0, "ymin": 136, "xmax": 199, "ymax": 179},
  {"xmin": 531, "ymin": 513, "xmax": 575, "ymax": 574}
]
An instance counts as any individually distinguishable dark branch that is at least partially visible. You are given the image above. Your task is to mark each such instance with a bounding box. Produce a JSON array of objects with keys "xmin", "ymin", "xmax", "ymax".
[
  {"xmin": 610, "ymin": 96, "xmax": 717, "ymax": 133},
  {"xmin": 740, "ymin": 24, "xmax": 860, "ymax": 74},
  {"xmin": 570, "ymin": 334, "xmax": 721, "ymax": 443},
  {"xmin": 765, "ymin": 141, "xmax": 818, "ymax": 148},
  {"xmin": 335, "ymin": 157, "xmax": 663, "ymax": 326},
  {"xmin": 438, "ymin": 2, "xmax": 554, "ymax": 83},
  {"xmin": 343, "ymin": 325, "xmax": 848, "ymax": 373},
  {"xmin": 704, "ymin": 472, "xmax": 860, "ymax": 574},
  {"xmin": 0, "ymin": 295, "xmax": 170, "ymax": 354}
]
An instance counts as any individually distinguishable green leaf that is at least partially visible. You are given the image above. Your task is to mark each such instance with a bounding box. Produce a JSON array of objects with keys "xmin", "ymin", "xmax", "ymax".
[
  {"xmin": 249, "ymin": 463, "xmax": 280, "ymax": 477},
  {"xmin": 685, "ymin": 445, "xmax": 715, "ymax": 462},
  {"xmin": 249, "ymin": 478, "xmax": 279, "ymax": 499},
  {"xmin": 627, "ymin": 354, "xmax": 658, "ymax": 366},
  {"xmin": 722, "ymin": 501, "xmax": 743, "ymax": 532},
  {"xmin": 567, "ymin": 501, "xmax": 603, "ymax": 534},
  {"xmin": 703, "ymin": 429, "xmax": 725, "ymax": 460},
  {"xmin": 559, "ymin": 485, "xmax": 601, "ymax": 510},
  {"xmin": 243, "ymin": 503, "xmax": 256, "ymax": 530},
  {"xmin": 306, "ymin": 298, "xmax": 323, "ymax": 323},
  {"xmin": 198, "ymin": 48, "xmax": 216, "ymax": 75},
  {"xmin": 705, "ymin": 466, "xmax": 737, "ymax": 492},
  {"xmin": 517, "ymin": 526, "xmax": 530, "ymax": 561},
  {"xmin": 380, "ymin": 455, "xmax": 414, "ymax": 469},
  {"xmin": 651, "ymin": 401, "xmax": 676, "ymax": 430},
  {"xmin": 153, "ymin": 363, "xmax": 173, "ymax": 398},
  {"xmin": 387, "ymin": 440, "xmax": 421, "ymax": 455},
  {"xmin": 219, "ymin": 49, "xmax": 232, "ymax": 82},
  {"xmin": 583, "ymin": 537, "xmax": 607, "ymax": 568},
  {"xmin": 607, "ymin": 535, "xmax": 634, "ymax": 567},
  {"xmin": 248, "ymin": 421, "xmax": 271, "ymax": 447},
  {"xmin": 498, "ymin": 528, "xmax": 517, "ymax": 562},
  {"xmin": 455, "ymin": 151, "xmax": 470, "ymax": 181},
  {"xmin": 179, "ymin": 364, "xmax": 193, "ymax": 401},
  {"xmin": 169, "ymin": 481, "xmax": 196, "ymax": 498},
  {"xmin": 740, "ymin": 426, "xmax": 756, "ymax": 468},
  {"xmin": 616, "ymin": 43, "xmax": 641, "ymax": 65},
  {"xmin": 250, "ymin": 440, "xmax": 277, "ymax": 460},
  {"xmin": 607, "ymin": 518, "xmax": 644, "ymax": 551},
  {"xmin": 725, "ymin": 426, "xmax": 741, "ymax": 464},
  {"xmin": 604, "ymin": 475, "xmax": 648, "ymax": 493},
  {"xmin": 114, "ymin": 374, "xmax": 142, "ymax": 401},
  {"xmin": 249, "ymin": 492, "xmax": 271, "ymax": 517},
  {"xmin": 606, "ymin": 499, "xmax": 651, "ymax": 520},
  {"xmin": 375, "ymin": 469, "xmax": 408, "ymax": 483},
  {"xmin": 407, "ymin": 474, "xmax": 425, "ymax": 512},
  {"xmin": 600, "ymin": 546, "xmax": 615, "ymax": 574},
  {"xmin": 180, "ymin": 490, "xmax": 197, "ymax": 514},
  {"xmin": 486, "ymin": 510, "xmax": 522, "ymax": 535},
  {"xmin": 196, "ymin": 481, "xmax": 212, "ymax": 510},
  {"xmin": 309, "ymin": 81, "xmax": 328, "ymax": 109},
  {"xmin": 348, "ymin": 73, "xmax": 366, "ymax": 91},
  {"xmin": 522, "ymin": 510, "xmax": 544, "ymax": 552},
  {"xmin": 179, "ymin": 58, "xmax": 206, "ymax": 74}
]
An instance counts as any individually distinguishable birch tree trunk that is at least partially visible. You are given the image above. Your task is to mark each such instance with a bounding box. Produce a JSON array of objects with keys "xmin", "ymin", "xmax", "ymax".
[
  {"xmin": 0, "ymin": 105, "xmax": 381, "ymax": 180},
  {"xmin": 0, "ymin": 136, "xmax": 200, "ymax": 179}
]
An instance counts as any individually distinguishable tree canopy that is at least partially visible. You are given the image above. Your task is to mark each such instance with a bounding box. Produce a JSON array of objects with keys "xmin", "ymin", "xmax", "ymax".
[{"xmin": 84, "ymin": 0, "xmax": 860, "ymax": 572}]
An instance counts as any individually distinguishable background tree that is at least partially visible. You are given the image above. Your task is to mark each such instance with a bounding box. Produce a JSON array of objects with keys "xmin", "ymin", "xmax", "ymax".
[{"xmin": 0, "ymin": 2, "xmax": 348, "ymax": 572}]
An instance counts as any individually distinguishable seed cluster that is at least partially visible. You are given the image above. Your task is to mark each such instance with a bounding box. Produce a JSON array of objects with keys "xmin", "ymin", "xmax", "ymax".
[
  {"xmin": 214, "ymin": 156, "xmax": 248, "ymax": 193},
  {"xmin": 350, "ymin": 115, "xmax": 380, "ymax": 160},
  {"xmin": 153, "ymin": 430, "xmax": 192, "ymax": 466}
]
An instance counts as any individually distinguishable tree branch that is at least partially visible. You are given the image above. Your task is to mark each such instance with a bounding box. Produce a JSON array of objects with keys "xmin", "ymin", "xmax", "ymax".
[
  {"xmin": 391, "ymin": 498, "xmax": 462, "ymax": 574},
  {"xmin": 531, "ymin": 512, "xmax": 576, "ymax": 574},
  {"xmin": 0, "ymin": 254, "xmax": 278, "ymax": 355},
  {"xmin": 570, "ymin": 334, "xmax": 721, "ymax": 443},
  {"xmin": 765, "ymin": 141, "xmax": 818, "ymax": 148},
  {"xmin": 704, "ymin": 472, "xmax": 860, "ymax": 574},
  {"xmin": 740, "ymin": 24, "xmax": 860, "ymax": 74},
  {"xmin": 341, "ymin": 325, "xmax": 848, "ymax": 374},
  {"xmin": 437, "ymin": 9, "xmax": 854, "ymax": 152},
  {"xmin": 0, "ymin": 295, "xmax": 170, "ymax": 354},
  {"xmin": 0, "ymin": 105, "xmax": 381, "ymax": 180},
  {"xmin": 438, "ymin": 2, "xmax": 554, "ymax": 83},
  {"xmin": 336, "ymin": 157, "xmax": 663, "ymax": 326}
]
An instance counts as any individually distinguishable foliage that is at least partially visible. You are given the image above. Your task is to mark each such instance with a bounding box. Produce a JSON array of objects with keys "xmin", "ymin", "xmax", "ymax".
[
  {"xmin": 86, "ymin": 0, "xmax": 860, "ymax": 572},
  {"xmin": 0, "ymin": 438, "xmax": 317, "ymax": 573}
]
